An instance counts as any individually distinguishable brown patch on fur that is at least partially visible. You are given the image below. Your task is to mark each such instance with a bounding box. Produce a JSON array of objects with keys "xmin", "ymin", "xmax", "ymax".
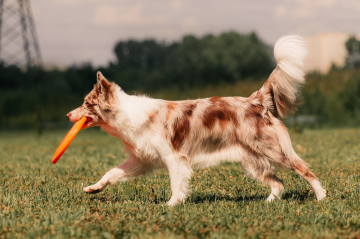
[
  {"xmin": 245, "ymin": 104, "xmax": 273, "ymax": 138},
  {"xmin": 294, "ymin": 164, "xmax": 316, "ymax": 180},
  {"xmin": 171, "ymin": 102, "xmax": 197, "ymax": 151},
  {"xmin": 171, "ymin": 116, "xmax": 190, "ymax": 151},
  {"xmin": 183, "ymin": 102, "xmax": 197, "ymax": 117},
  {"xmin": 202, "ymin": 97, "xmax": 238, "ymax": 129},
  {"xmin": 245, "ymin": 104, "xmax": 263, "ymax": 119}
]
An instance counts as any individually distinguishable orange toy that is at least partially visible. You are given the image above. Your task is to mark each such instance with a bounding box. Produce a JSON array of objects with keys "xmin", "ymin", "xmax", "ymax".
[{"xmin": 52, "ymin": 117, "xmax": 87, "ymax": 164}]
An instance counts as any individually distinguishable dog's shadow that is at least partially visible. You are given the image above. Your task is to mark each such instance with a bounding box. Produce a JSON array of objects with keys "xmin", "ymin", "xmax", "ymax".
[
  {"xmin": 188, "ymin": 193, "xmax": 266, "ymax": 204},
  {"xmin": 281, "ymin": 190, "xmax": 314, "ymax": 201},
  {"xmin": 87, "ymin": 190, "xmax": 314, "ymax": 204},
  {"xmin": 189, "ymin": 190, "xmax": 314, "ymax": 204}
]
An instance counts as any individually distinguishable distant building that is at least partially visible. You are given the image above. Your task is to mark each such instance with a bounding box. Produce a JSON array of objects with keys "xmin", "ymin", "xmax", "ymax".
[{"xmin": 303, "ymin": 32, "xmax": 360, "ymax": 73}]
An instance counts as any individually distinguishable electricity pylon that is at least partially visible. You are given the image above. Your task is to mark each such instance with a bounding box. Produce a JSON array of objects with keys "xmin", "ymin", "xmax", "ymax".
[{"xmin": 0, "ymin": 0, "xmax": 42, "ymax": 68}]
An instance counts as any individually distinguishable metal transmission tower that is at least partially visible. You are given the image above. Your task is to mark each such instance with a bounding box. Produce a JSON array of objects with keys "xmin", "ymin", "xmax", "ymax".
[{"xmin": 0, "ymin": 0, "xmax": 42, "ymax": 68}]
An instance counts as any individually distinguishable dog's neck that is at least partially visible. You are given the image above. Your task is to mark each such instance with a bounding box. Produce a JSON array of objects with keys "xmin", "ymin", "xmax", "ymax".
[{"xmin": 100, "ymin": 88, "xmax": 159, "ymax": 145}]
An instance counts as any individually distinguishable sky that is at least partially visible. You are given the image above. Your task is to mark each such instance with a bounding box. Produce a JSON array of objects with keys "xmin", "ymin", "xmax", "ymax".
[{"xmin": 27, "ymin": 0, "xmax": 360, "ymax": 67}]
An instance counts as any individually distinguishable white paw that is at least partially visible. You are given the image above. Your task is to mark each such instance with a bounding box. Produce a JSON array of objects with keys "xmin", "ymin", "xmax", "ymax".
[
  {"xmin": 167, "ymin": 196, "xmax": 182, "ymax": 206},
  {"xmin": 266, "ymin": 194, "xmax": 277, "ymax": 202},
  {"xmin": 311, "ymin": 180, "xmax": 327, "ymax": 201},
  {"xmin": 83, "ymin": 186, "xmax": 102, "ymax": 194},
  {"xmin": 316, "ymin": 189, "xmax": 327, "ymax": 201}
]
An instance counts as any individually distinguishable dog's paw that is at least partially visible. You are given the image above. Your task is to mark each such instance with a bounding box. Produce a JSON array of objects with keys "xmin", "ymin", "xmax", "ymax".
[
  {"xmin": 83, "ymin": 186, "xmax": 101, "ymax": 194},
  {"xmin": 167, "ymin": 196, "xmax": 183, "ymax": 206},
  {"xmin": 266, "ymin": 194, "xmax": 277, "ymax": 202},
  {"xmin": 316, "ymin": 189, "xmax": 327, "ymax": 201}
]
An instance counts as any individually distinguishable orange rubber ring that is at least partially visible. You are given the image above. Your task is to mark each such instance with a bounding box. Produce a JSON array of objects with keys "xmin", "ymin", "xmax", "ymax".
[{"xmin": 52, "ymin": 117, "xmax": 86, "ymax": 164}]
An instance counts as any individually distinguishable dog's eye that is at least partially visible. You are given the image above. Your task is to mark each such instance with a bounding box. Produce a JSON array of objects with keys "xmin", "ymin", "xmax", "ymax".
[{"xmin": 85, "ymin": 102, "xmax": 97, "ymax": 107}]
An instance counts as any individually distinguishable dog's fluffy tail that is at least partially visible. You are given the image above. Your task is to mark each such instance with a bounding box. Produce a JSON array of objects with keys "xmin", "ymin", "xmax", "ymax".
[{"xmin": 259, "ymin": 35, "xmax": 307, "ymax": 118}]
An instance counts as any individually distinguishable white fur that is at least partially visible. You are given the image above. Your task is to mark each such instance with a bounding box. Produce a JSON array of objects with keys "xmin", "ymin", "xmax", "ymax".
[{"xmin": 274, "ymin": 35, "xmax": 307, "ymax": 100}]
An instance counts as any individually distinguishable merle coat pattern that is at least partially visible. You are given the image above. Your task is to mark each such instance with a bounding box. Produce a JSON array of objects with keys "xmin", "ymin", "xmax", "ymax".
[{"xmin": 67, "ymin": 35, "xmax": 326, "ymax": 206}]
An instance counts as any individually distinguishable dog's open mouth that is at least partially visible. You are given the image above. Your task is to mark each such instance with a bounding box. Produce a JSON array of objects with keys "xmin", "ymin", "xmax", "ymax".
[{"xmin": 84, "ymin": 117, "xmax": 93, "ymax": 126}]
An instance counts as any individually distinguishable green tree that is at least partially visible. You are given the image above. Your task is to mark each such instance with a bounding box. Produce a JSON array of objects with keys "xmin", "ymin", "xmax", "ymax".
[
  {"xmin": 112, "ymin": 31, "xmax": 274, "ymax": 90},
  {"xmin": 345, "ymin": 36, "xmax": 360, "ymax": 55}
]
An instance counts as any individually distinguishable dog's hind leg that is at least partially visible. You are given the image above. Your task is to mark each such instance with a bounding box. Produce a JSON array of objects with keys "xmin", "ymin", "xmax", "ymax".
[
  {"xmin": 291, "ymin": 158, "xmax": 326, "ymax": 201},
  {"xmin": 83, "ymin": 154, "xmax": 152, "ymax": 194},
  {"xmin": 266, "ymin": 123, "xmax": 326, "ymax": 201},
  {"xmin": 260, "ymin": 142, "xmax": 326, "ymax": 201},
  {"xmin": 261, "ymin": 148, "xmax": 326, "ymax": 201},
  {"xmin": 239, "ymin": 155, "xmax": 284, "ymax": 201}
]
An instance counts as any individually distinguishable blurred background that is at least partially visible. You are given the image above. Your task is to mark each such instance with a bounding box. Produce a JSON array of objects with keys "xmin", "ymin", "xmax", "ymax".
[{"xmin": 1, "ymin": 0, "xmax": 360, "ymax": 132}]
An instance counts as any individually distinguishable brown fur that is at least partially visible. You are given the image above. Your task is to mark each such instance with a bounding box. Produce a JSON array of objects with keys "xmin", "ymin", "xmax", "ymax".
[
  {"xmin": 202, "ymin": 97, "xmax": 238, "ymax": 130},
  {"xmin": 260, "ymin": 70, "xmax": 303, "ymax": 118},
  {"xmin": 171, "ymin": 116, "xmax": 190, "ymax": 151},
  {"xmin": 244, "ymin": 104, "xmax": 272, "ymax": 139},
  {"xmin": 170, "ymin": 102, "xmax": 195, "ymax": 151},
  {"xmin": 294, "ymin": 164, "xmax": 317, "ymax": 180}
]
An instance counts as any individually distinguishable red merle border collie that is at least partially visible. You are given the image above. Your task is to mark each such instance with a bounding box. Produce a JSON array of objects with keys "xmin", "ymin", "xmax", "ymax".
[{"xmin": 67, "ymin": 35, "xmax": 326, "ymax": 206}]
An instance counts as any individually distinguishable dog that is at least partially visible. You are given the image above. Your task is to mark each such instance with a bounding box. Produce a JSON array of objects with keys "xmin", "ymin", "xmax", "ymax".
[{"xmin": 67, "ymin": 35, "xmax": 326, "ymax": 206}]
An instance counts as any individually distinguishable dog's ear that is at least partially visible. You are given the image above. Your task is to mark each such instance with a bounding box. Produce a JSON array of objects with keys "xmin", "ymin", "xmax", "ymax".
[
  {"xmin": 97, "ymin": 71, "xmax": 106, "ymax": 83},
  {"xmin": 96, "ymin": 71, "xmax": 112, "ymax": 95}
]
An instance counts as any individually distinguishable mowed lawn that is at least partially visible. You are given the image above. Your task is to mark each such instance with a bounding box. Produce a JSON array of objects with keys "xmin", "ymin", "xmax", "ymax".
[{"xmin": 1, "ymin": 128, "xmax": 360, "ymax": 238}]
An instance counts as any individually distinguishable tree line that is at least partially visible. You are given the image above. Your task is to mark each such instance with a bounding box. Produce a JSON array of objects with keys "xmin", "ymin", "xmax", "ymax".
[
  {"xmin": 0, "ymin": 32, "xmax": 274, "ymax": 128},
  {"xmin": 1, "ymin": 31, "xmax": 273, "ymax": 93},
  {"xmin": 1, "ymin": 31, "xmax": 360, "ymax": 129}
]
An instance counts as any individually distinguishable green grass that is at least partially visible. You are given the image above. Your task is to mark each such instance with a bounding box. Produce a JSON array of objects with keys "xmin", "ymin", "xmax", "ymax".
[{"xmin": 1, "ymin": 128, "xmax": 360, "ymax": 238}]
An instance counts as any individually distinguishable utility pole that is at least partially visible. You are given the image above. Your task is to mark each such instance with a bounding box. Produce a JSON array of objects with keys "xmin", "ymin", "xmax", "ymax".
[
  {"xmin": 0, "ymin": 0, "xmax": 42, "ymax": 68},
  {"xmin": 0, "ymin": 0, "xmax": 43, "ymax": 134}
]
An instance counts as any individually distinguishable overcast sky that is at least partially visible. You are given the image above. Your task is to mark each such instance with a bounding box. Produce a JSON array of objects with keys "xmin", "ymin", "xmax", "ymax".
[{"xmin": 29, "ymin": 0, "xmax": 360, "ymax": 67}]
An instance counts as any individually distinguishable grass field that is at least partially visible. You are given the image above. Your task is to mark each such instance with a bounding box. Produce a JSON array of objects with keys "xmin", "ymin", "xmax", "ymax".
[{"xmin": 1, "ymin": 128, "xmax": 360, "ymax": 238}]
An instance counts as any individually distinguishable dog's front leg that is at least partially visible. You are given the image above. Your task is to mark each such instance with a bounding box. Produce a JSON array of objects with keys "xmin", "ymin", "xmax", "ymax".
[
  {"xmin": 83, "ymin": 154, "xmax": 151, "ymax": 194},
  {"xmin": 163, "ymin": 154, "xmax": 193, "ymax": 206}
]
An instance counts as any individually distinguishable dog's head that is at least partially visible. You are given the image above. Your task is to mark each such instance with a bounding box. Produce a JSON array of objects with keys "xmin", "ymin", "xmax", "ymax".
[{"xmin": 67, "ymin": 71, "xmax": 117, "ymax": 128}]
